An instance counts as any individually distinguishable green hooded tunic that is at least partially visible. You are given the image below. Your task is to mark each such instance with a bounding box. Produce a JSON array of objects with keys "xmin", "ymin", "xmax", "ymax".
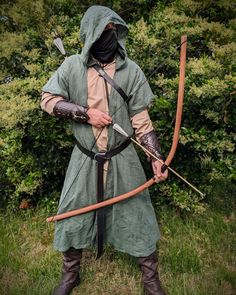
[{"xmin": 42, "ymin": 5, "xmax": 160, "ymax": 257}]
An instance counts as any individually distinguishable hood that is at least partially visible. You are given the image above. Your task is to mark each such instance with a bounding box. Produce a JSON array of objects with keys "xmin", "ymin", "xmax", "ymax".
[{"xmin": 80, "ymin": 5, "xmax": 129, "ymax": 66}]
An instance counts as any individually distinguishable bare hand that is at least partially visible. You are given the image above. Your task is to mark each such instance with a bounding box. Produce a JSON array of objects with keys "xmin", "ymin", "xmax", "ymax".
[
  {"xmin": 87, "ymin": 108, "xmax": 112, "ymax": 128},
  {"xmin": 152, "ymin": 160, "xmax": 168, "ymax": 183}
]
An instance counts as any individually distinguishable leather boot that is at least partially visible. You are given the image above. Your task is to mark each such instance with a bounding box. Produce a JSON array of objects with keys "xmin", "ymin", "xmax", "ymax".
[
  {"xmin": 138, "ymin": 251, "xmax": 167, "ymax": 295},
  {"xmin": 52, "ymin": 247, "xmax": 82, "ymax": 295}
]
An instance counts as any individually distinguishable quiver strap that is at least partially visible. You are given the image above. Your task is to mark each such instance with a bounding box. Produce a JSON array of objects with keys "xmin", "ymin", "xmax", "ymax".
[{"xmin": 93, "ymin": 63, "xmax": 131, "ymax": 104}]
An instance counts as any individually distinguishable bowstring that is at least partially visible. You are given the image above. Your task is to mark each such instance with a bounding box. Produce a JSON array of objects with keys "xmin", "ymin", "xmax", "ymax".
[{"xmin": 53, "ymin": 40, "xmax": 187, "ymax": 217}]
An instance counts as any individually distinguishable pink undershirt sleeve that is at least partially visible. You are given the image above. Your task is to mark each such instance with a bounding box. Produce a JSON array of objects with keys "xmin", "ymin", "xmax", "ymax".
[
  {"xmin": 131, "ymin": 109, "xmax": 154, "ymax": 142},
  {"xmin": 41, "ymin": 92, "xmax": 64, "ymax": 115}
]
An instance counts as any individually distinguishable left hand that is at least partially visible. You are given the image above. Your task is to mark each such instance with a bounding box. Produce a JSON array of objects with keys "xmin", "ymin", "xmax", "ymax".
[{"xmin": 152, "ymin": 159, "xmax": 168, "ymax": 182}]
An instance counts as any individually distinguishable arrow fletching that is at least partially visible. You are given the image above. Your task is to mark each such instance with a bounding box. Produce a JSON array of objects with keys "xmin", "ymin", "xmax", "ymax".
[
  {"xmin": 113, "ymin": 123, "xmax": 129, "ymax": 138},
  {"xmin": 53, "ymin": 36, "xmax": 66, "ymax": 56}
]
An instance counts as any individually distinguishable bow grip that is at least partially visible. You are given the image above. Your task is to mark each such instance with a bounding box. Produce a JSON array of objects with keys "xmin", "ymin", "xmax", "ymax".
[{"xmin": 161, "ymin": 163, "xmax": 168, "ymax": 173}]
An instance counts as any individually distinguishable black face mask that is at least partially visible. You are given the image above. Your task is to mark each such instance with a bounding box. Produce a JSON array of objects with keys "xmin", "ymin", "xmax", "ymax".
[{"xmin": 90, "ymin": 28, "xmax": 118, "ymax": 64}]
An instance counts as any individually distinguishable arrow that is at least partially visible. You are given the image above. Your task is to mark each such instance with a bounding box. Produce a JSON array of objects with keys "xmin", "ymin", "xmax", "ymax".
[{"xmin": 113, "ymin": 123, "xmax": 204, "ymax": 197}]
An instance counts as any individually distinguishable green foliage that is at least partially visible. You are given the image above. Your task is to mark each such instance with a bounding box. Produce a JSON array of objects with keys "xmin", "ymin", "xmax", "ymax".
[
  {"xmin": 0, "ymin": 0, "xmax": 235, "ymax": 213},
  {"xmin": 128, "ymin": 0, "xmax": 235, "ymax": 213},
  {"xmin": 163, "ymin": 242, "xmax": 201, "ymax": 274}
]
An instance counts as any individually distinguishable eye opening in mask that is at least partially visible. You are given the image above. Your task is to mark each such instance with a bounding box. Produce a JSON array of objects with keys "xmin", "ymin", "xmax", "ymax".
[{"xmin": 104, "ymin": 23, "xmax": 117, "ymax": 31}]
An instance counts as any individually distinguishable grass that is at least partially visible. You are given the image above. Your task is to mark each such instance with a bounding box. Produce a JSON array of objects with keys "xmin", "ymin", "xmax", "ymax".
[{"xmin": 0, "ymin": 206, "xmax": 235, "ymax": 295}]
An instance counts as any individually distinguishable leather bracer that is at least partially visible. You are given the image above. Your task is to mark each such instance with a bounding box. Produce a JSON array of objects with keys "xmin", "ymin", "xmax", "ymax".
[
  {"xmin": 53, "ymin": 100, "xmax": 89, "ymax": 123},
  {"xmin": 140, "ymin": 130, "xmax": 163, "ymax": 161}
]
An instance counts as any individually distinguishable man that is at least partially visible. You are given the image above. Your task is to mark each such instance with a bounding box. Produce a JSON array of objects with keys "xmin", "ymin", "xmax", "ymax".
[{"xmin": 41, "ymin": 5, "xmax": 168, "ymax": 295}]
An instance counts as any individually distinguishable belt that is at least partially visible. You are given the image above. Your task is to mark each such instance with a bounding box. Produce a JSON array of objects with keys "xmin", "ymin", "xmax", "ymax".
[{"xmin": 76, "ymin": 138, "xmax": 131, "ymax": 258}]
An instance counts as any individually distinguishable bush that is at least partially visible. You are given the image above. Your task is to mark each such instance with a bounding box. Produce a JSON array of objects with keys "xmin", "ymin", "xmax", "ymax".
[{"xmin": 0, "ymin": 0, "xmax": 235, "ymax": 213}]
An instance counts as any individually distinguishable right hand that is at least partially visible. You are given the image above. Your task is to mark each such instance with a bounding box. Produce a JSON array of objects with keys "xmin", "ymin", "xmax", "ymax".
[{"xmin": 87, "ymin": 108, "xmax": 112, "ymax": 128}]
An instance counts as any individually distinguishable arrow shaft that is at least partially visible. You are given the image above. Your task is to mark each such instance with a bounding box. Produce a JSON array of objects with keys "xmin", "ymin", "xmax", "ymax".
[{"xmin": 129, "ymin": 137, "xmax": 204, "ymax": 197}]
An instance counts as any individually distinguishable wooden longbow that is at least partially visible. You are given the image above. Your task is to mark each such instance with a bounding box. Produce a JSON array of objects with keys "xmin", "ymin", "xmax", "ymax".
[{"xmin": 46, "ymin": 35, "xmax": 202, "ymax": 223}]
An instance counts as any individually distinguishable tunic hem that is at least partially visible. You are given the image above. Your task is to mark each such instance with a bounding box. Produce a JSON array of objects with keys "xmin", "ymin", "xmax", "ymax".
[{"xmin": 54, "ymin": 240, "xmax": 159, "ymax": 257}]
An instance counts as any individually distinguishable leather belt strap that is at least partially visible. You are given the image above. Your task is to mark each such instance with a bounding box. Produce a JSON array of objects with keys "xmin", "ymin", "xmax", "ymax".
[
  {"xmin": 93, "ymin": 63, "xmax": 132, "ymax": 104},
  {"xmin": 76, "ymin": 138, "xmax": 131, "ymax": 161},
  {"xmin": 76, "ymin": 138, "xmax": 131, "ymax": 258}
]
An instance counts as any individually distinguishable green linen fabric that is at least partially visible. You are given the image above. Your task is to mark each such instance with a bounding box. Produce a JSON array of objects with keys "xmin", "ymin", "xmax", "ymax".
[{"xmin": 42, "ymin": 5, "xmax": 160, "ymax": 257}]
